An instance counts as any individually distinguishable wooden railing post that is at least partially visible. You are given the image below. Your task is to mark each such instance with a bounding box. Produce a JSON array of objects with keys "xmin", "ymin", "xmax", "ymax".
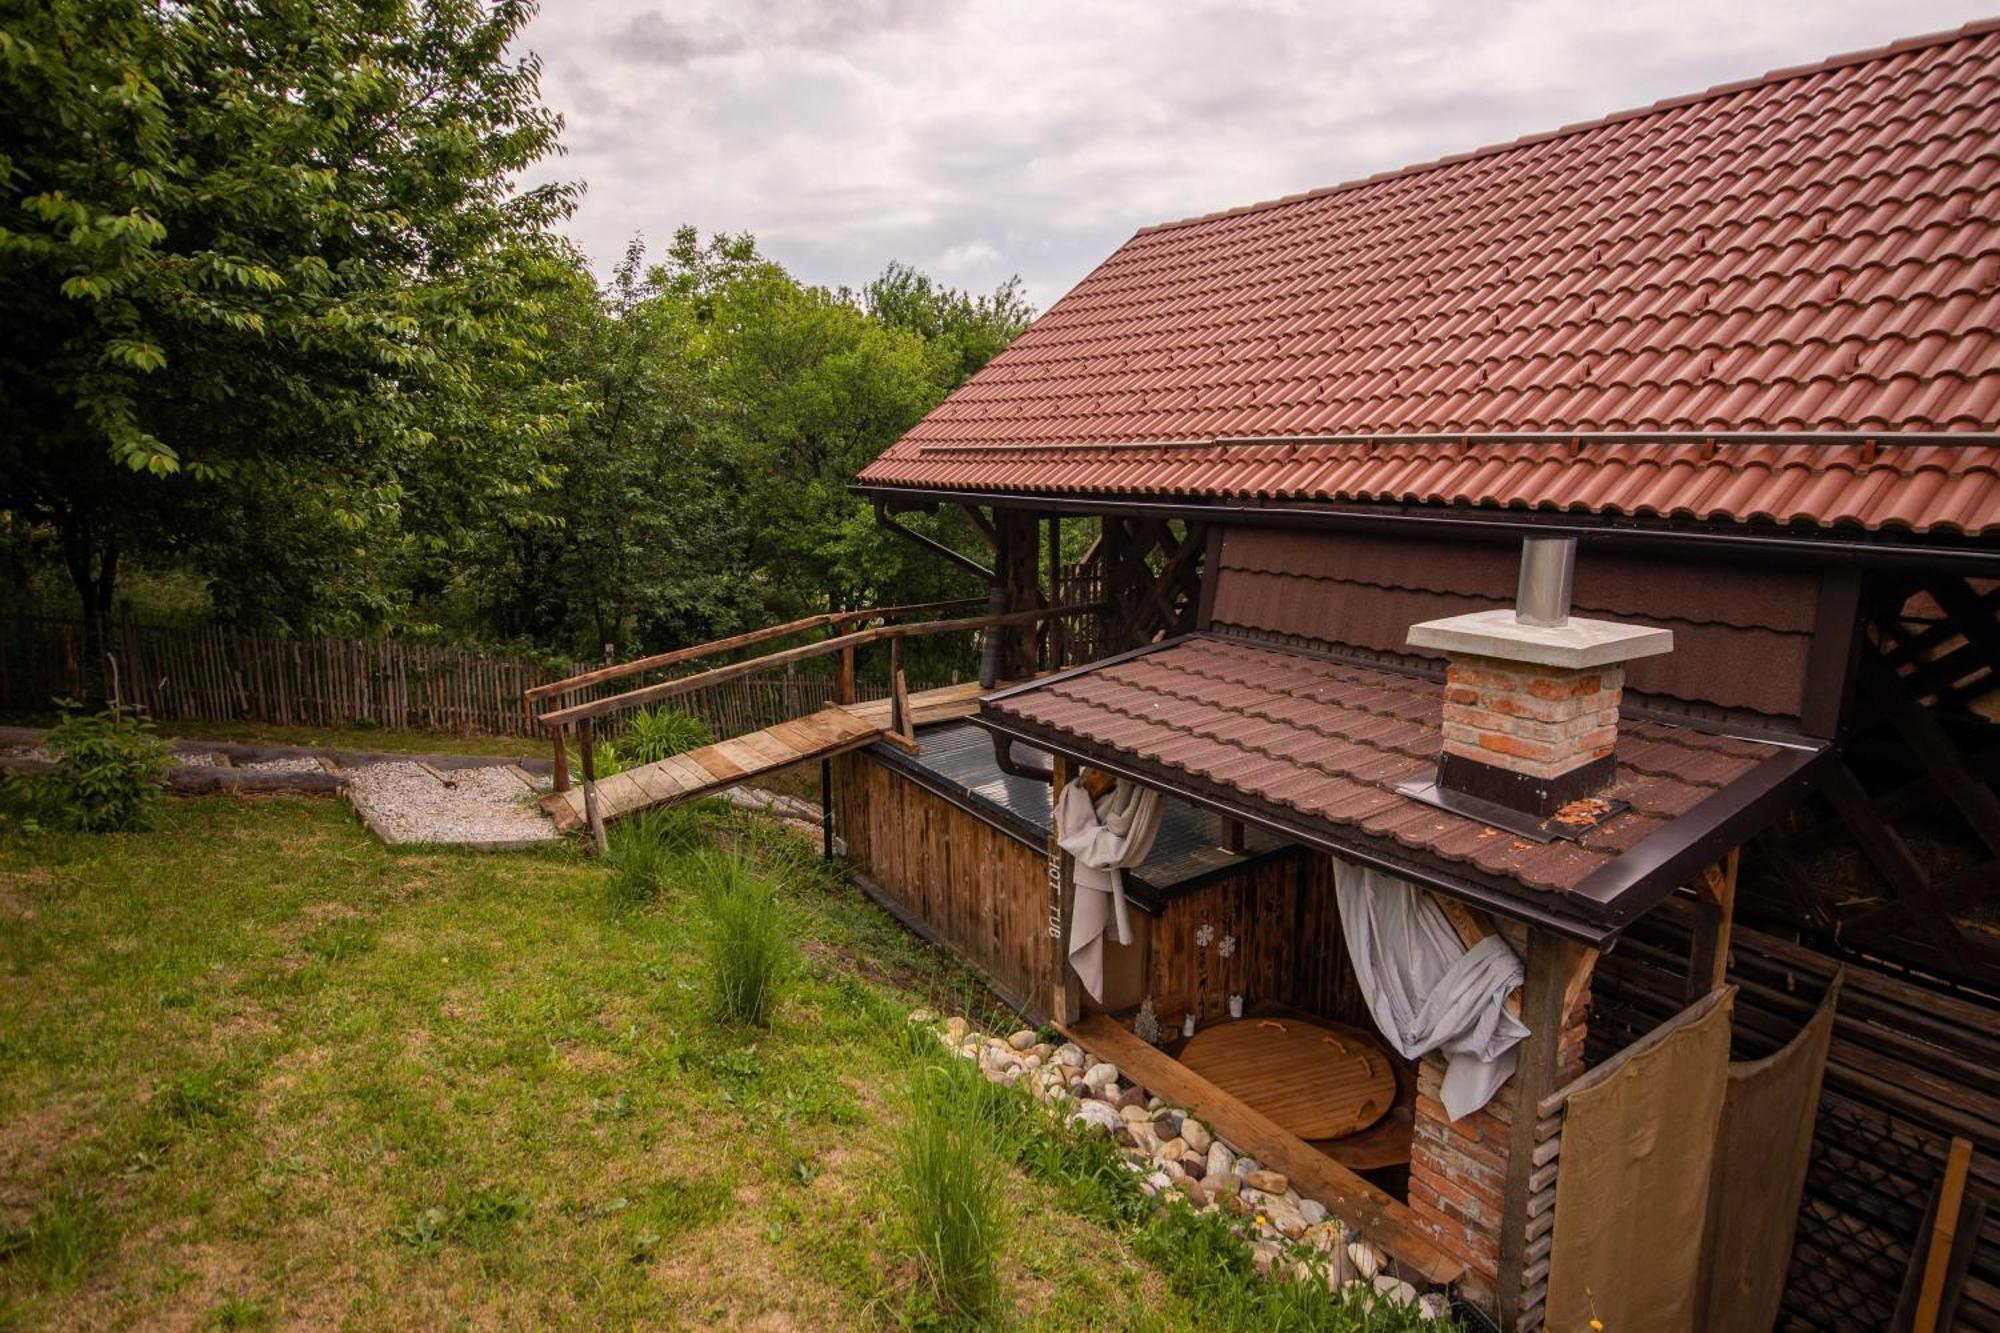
[
  {"xmin": 552, "ymin": 721, "xmax": 571, "ymax": 793},
  {"xmin": 1047, "ymin": 754, "xmax": 1082, "ymax": 1025},
  {"xmin": 580, "ymin": 717, "xmax": 608, "ymax": 856},
  {"xmin": 838, "ymin": 643, "xmax": 856, "ymax": 705}
]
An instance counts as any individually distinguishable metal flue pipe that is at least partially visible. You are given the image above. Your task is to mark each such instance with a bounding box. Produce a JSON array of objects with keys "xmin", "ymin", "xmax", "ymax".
[{"xmin": 1515, "ymin": 536, "xmax": 1577, "ymax": 628}]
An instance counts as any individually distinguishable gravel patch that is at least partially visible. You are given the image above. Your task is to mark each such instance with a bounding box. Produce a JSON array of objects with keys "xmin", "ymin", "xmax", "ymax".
[
  {"xmin": 346, "ymin": 762, "xmax": 558, "ymax": 847},
  {"xmin": 235, "ymin": 756, "xmax": 325, "ymax": 774}
]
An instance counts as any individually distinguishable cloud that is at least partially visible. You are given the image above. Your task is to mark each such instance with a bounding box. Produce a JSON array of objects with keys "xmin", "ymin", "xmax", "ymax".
[{"xmin": 517, "ymin": 0, "xmax": 1993, "ymax": 309}]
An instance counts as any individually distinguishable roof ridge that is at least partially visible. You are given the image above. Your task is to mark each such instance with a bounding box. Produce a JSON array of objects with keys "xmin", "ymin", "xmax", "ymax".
[{"xmin": 1134, "ymin": 18, "xmax": 2000, "ymax": 237}]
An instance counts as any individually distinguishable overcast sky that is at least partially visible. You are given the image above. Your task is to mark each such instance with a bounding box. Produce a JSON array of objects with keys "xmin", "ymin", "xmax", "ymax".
[{"xmin": 518, "ymin": 1, "xmax": 1993, "ymax": 310}]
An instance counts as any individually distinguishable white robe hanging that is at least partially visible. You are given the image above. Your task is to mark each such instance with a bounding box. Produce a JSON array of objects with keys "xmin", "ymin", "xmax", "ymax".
[
  {"xmin": 1054, "ymin": 779, "xmax": 1165, "ymax": 1002},
  {"xmin": 1333, "ymin": 858, "xmax": 1532, "ymax": 1120}
]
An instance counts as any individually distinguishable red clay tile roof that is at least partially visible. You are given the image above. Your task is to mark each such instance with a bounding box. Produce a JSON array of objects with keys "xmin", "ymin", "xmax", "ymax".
[
  {"xmin": 983, "ymin": 635, "xmax": 1782, "ymax": 897},
  {"xmin": 861, "ymin": 22, "xmax": 2000, "ymax": 535}
]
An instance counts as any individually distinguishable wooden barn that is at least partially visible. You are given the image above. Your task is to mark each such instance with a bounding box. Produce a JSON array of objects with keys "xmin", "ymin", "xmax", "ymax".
[
  {"xmin": 835, "ymin": 22, "xmax": 2000, "ymax": 1333},
  {"xmin": 522, "ymin": 21, "xmax": 2000, "ymax": 1333}
]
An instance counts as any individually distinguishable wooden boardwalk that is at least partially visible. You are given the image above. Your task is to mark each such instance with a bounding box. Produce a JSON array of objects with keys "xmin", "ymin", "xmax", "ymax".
[{"xmin": 540, "ymin": 681, "xmax": 991, "ymax": 832}]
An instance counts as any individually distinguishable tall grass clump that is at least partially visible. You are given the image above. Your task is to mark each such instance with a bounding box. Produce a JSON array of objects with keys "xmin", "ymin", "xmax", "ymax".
[
  {"xmin": 603, "ymin": 811, "xmax": 677, "ymax": 905},
  {"xmin": 702, "ymin": 856, "xmax": 793, "ymax": 1025},
  {"xmin": 892, "ymin": 1056, "xmax": 1009, "ymax": 1325},
  {"xmin": 598, "ymin": 708, "xmax": 714, "ymax": 775}
]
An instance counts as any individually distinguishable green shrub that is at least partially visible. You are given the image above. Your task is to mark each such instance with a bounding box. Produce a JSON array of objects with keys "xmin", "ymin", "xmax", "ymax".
[
  {"xmin": 13, "ymin": 702, "xmax": 172, "ymax": 832},
  {"xmin": 703, "ymin": 860, "xmax": 793, "ymax": 1026},
  {"xmin": 893, "ymin": 1059, "xmax": 1008, "ymax": 1324},
  {"xmin": 599, "ymin": 708, "xmax": 714, "ymax": 775}
]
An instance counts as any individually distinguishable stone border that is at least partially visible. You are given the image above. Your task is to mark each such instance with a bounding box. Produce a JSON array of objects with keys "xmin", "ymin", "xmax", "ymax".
[{"xmin": 907, "ymin": 1009, "xmax": 1450, "ymax": 1320}]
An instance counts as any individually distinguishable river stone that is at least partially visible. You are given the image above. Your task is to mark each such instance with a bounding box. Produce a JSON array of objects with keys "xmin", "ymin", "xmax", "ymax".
[
  {"xmin": 1070, "ymin": 1100, "xmax": 1123, "ymax": 1136},
  {"xmin": 908, "ymin": 1008, "xmax": 934, "ymax": 1024},
  {"xmin": 1246, "ymin": 1169, "xmax": 1289, "ymax": 1194},
  {"xmin": 1224, "ymin": 1191, "xmax": 1252, "ymax": 1217},
  {"xmin": 1055, "ymin": 1042, "xmax": 1086, "ymax": 1068},
  {"xmin": 1232, "ymin": 1155, "xmax": 1259, "ymax": 1180},
  {"xmin": 1373, "ymin": 1275, "xmax": 1417, "ymax": 1306},
  {"xmin": 1200, "ymin": 1171, "xmax": 1235, "ymax": 1200},
  {"xmin": 1152, "ymin": 1108, "xmax": 1184, "ymax": 1137},
  {"xmin": 1419, "ymin": 1292, "xmax": 1448, "ymax": 1319},
  {"xmin": 1115, "ymin": 1084, "xmax": 1148, "ymax": 1110},
  {"xmin": 1081, "ymin": 1062, "xmax": 1118, "ymax": 1090},
  {"xmin": 1145, "ymin": 1170, "xmax": 1173, "ymax": 1193},
  {"xmin": 1119, "ymin": 1103, "xmax": 1153, "ymax": 1123},
  {"xmin": 1250, "ymin": 1240, "xmax": 1282, "ymax": 1274},
  {"xmin": 1175, "ymin": 1175, "xmax": 1208, "ymax": 1208},
  {"xmin": 1007, "ymin": 1028, "xmax": 1037, "ymax": 1051},
  {"xmin": 1156, "ymin": 1136, "xmax": 1187, "ymax": 1161},
  {"xmin": 1180, "ymin": 1118, "xmax": 1212, "ymax": 1154},
  {"xmin": 1205, "ymin": 1142, "xmax": 1234, "ymax": 1179},
  {"xmin": 1179, "ymin": 1154, "xmax": 1207, "ymax": 1178},
  {"xmin": 1348, "ymin": 1240, "xmax": 1384, "ymax": 1280},
  {"xmin": 1299, "ymin": 1198, "xmax": 1327, "ymax": 1226},
  {"xmin": 944, "ymin": 1016, "xmax": 970, "ymax": 1042}
]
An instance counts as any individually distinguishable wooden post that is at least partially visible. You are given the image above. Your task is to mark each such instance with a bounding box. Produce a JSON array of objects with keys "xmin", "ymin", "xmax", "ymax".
[
  {"xmin": 1498, "ymin": 928, "xmax": 1569, "ymax": 1332},
  {"xmin": 1047, "ymin": 754, "xmax": 1082, "ymax": 1025},
  {"xmin": 551, "ymin": 722, "xmax": 571, "ymax": 793},
  {"xmin": 820, "ymin": 758, "xmax": 833, "ymax": 860},
  {"xmin": 580, "ymin": 717, "xmax": 608, "ymax": 857},
  {"xmin": 1686, "ymin": 847, "xmax": 1740, "ymax": 1002},
  {"xmin": 1221, "ymin": 817, "xmax": 1245, "ymax": 854},
  {"xmin": 1913, "ymin": 1136, "xmax": 1976, "ymax": 1333},
  {"xmin": 837, "ymin": 643, "xmax": 856, "ymax": 705},
  {"xmin": 885, "ymin": 637, "xmax": 917, "ymax": 752},
  {"xmin": 1046, "ymin": 513, "xmax": 1064, "ymax": 669}
]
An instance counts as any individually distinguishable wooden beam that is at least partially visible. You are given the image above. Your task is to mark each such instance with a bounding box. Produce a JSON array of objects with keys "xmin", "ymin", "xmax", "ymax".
[
  {"xmin": 1912, "ymin": 1136, "xmax": 1976, "ymax": 1333},
  {"xmin": 1865, "ymin": 658, "xmax": 2000, "ymax": 859},
  {"xmin": 579, "ymin": 717, "xmax": 608, "ymax": 857},
  {"xmin": 1816, "ymin": 760, "xmax": 1968, "ymax": 951},
  {"xmin": 1049, "ymin": 754, "xmax": 1082, "ymax": 1025},
  {"xmin": 1685, "ymin": 849, "xmax": 1739, "ymax": 1002},
  {"xmin": 523, "ymin": 598, "xmax": 978, "ymax": 701},
  {"xmin": 1063, "ymin": 1012, "xmax": 1464, "ymax": 1286},
  {"xmin": 960, "ymin": 503, "xmax": 998, "ymax": 551},
  {"xmin": 1498, "ymin": 929, "xmax": 1569, "ymax": 1332},
  {"xmin": 541, "ymin": 602, "xmax": 1102, "ymax": 727}
]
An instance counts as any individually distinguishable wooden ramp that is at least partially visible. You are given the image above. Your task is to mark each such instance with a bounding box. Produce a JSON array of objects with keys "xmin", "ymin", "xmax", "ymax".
[{"xmin": 540, "ymin": 682, "xmax": 993, "ymax": 832}]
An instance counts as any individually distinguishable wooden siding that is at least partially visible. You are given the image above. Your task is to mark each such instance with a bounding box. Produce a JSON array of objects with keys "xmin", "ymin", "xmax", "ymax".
[{"xmin": 834, "ymin": 750, "xmax": 1053, "ymax": 1015}]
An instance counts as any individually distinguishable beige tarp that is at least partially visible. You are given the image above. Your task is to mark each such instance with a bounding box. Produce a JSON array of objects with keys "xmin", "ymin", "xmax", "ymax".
[
  {"xmin": 1548, "ymin": 987, "xmax": 1736, "ymax": 1333},
  {"xmin": 1697, "ymin": 972, "xmax": 1843, "ymax": 1333}
]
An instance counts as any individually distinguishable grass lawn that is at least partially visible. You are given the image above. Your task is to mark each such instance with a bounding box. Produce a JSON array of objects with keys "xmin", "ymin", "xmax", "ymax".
[{"xmin": 0, "ymin": 792, "xmax": 1429, "ymax": 1329}]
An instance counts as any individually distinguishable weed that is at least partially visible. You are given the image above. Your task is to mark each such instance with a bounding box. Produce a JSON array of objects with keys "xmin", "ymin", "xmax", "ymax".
[
  {"xmin": 600, "ymin": 709, "xmax": 714, "ymax": 774},
  {"xmin": 11, "ymin": 701, "xmax": 171, "ymax": 832},
  {"xmin": 703, "ymin": 860, "xmax": 793, "ymax": 1026},
  {"xmin": 892, "ymin": 1059, "xmax": 1009, "ymax": 1325},
  {"xmin": 0, "ymin": 1183, "xmax": 112, "ymax": 1290},
  {"xmin": 393, "ymin": 1185, "xmax": 532, "ymax": 1253}
]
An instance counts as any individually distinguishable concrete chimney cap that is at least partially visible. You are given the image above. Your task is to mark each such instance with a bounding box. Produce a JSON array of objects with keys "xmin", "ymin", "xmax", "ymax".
[{"xmin": 1406, "ymin": 608, "xmax": 1673, "ymax": 671}]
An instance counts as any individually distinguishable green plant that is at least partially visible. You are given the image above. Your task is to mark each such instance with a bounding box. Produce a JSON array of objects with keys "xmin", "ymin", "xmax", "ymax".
[
  {"xmin": 703, "ymin": 860, "xmax": 793, "ymax": 1026},
  {"xmin": 604, "ymin": 810, "xmax": 680, "ymax": 905},
  {"xmin": 892, "ymin": 1059, "xmax": 1008, "ymax": 1324},
  {"xmin": 599, "ymin": 708, "xmax": 714, "ymax": 775},
  {"xmin": 13, "ymin": 702, "xmax": 172, "ymax": 832}
]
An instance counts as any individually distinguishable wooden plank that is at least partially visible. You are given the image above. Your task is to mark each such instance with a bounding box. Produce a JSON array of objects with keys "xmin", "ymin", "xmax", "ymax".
[
  {"xmin": 736, "ymin": 730, "xmax": 800, "ymax": 768},
  {"xmin": 1914, "ymin": 1137, "xmax": 1976, "ymax": 1333},
  {"xmin": 1685, "ymin": 850, "xmax": 1739, "ymax": 1002},
  {"xmin": 1065, "ymin": 1012, "xmax": 1464, "ymax": 1286},
  {"xmin": 1048, "ymin": 753, "xmax": 1080, "ymax": 1024}
]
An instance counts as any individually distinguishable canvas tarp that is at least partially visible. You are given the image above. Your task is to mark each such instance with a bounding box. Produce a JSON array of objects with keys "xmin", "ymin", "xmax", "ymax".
[
  {"xmin": 1332, "ymin": 859, "xmax": 1531, "ymax": 1120},
  {"xmin": 1548, "ymin": 986, "xmax": 1736, "ymax": 1333},
  {"xmin": 1054, "ymin": 778, "xmax": 1163, "ymax": 1003},
  {"xmin": 1697, "ymin": 972, "xmax": 1843, "ymax": 1332}
]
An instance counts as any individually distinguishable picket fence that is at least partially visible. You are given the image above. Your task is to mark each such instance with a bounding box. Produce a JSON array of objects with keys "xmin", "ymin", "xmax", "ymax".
[{"xmin": 0, "ymin": 614, "xmax": 959, "ymax": 741}]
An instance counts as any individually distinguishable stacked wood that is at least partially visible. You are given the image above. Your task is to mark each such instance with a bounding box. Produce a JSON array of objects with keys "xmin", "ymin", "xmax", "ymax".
[{"xmin": 1589, "ymin": 904, "xmax": 2000, "ymax": 1331}]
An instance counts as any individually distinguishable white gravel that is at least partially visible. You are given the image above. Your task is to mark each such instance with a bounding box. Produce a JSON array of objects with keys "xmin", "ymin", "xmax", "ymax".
[
  {"xmin": 236, "ymin": 756, "xmax": 326, "ymax": 774},
  {"xmin": 346, "ymin": 762, "xmax": 559, "ymax": 847},
  {"xmin": 2, "ymin": 744, "xmax": 222, "ymax": 767}
]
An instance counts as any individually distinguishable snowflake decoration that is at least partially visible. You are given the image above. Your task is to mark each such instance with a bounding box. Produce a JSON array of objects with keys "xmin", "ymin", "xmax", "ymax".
[
  {"xmin": 1218, "ymin": 934, "xmax": 1237, "ymax": 960},
  {"xmin": 1195, "ymin": 923, "xmax": 1215, "ymax": 949}
]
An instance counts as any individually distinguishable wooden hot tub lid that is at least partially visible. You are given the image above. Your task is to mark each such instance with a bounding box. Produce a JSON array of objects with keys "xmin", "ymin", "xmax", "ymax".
[{"xmin": 1178, "ymin": 1016, "xmax": 1397, "ymax": 1142}]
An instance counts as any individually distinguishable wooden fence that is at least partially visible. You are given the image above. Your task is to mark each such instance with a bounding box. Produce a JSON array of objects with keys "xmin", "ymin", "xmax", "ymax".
[{"xmin": 0, "ymin": 614, "xmax": 964, "ymax": 741}]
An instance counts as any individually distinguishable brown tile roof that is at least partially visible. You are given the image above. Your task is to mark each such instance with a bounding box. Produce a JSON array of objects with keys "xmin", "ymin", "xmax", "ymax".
[
  {"xmin": 982, "ymin": 635, "xmax": 1782, "ymax": 901},
  {"xmin": 861, "ymin": 22, "xmax": 2000, "ymax": 535}
]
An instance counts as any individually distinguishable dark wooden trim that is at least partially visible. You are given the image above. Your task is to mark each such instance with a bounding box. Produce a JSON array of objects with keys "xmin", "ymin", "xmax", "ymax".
[
  {"xmin": 851, "ymin": 484, "xmax": 2000, "ymax": 575},
  {"xmin": 1048, "ymin": 753, "xmax": 1082, "ymax": 1024},
  {"xmin": 1799, "ymin": 567, "xmax": 1864, "ymax": 739},
  {"xmin": 959, "ymin": 503, "xmax": 998, "ymax": 551},
  {"xmin": 1863, "ymin": 657, "xmax": 2000, "ymax": 858},
  {"xmin": 874, "ymin": 504, "xmax": 995, "ymax": 581},
  {"xmin": 1684, "ymin": 851, "xmax": 1739, "ymax": 1002},
  {"xmin": 1565, "ymin": 743, "xmax": 1829, "ymax": 927},
  {"xmin": 1195, "ymin": 523, "xmax": 1225, "ymax": 631}
]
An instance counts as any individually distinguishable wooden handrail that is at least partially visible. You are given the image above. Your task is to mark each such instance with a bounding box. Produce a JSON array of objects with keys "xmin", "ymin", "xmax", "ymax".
[
  {"xmin": 538, "ymin": 601, "xmax": 1106, "ymax": 729},
  {"xmin": 523, "ymin": 597, "xmax": 983, "ymax": 703}
]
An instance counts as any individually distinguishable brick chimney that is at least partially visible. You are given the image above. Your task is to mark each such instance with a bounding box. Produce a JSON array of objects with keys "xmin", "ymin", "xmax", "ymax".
[{"xmin": 1406, "ymin": 538, "xmax": 1671, "ymax": 818}]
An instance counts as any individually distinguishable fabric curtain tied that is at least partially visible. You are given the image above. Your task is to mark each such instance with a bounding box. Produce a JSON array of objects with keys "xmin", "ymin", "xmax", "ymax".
[
  {"xmin": 1054, "ymin": 778, "xmax": 1164, "ymax": 1003},
  {"xmin": 1334, "ymin": 859, "xmax": 1531, "ymax": 1120}
]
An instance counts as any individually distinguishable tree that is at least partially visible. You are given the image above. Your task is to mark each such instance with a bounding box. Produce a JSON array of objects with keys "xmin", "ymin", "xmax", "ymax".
[{"xmin": 0, "ymin": 0, "xmax": 575, "ymax": 675}]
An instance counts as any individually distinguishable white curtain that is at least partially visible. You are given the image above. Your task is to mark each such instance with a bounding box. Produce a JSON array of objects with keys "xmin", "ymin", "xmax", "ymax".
[
  {"xmin": 1054, "ymin": 778, "xmax": 1165, "ymax": 1002},
  {"xmin": 1334, "ymin": 858, "xmax": 1531, "ymax": 1120}
]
